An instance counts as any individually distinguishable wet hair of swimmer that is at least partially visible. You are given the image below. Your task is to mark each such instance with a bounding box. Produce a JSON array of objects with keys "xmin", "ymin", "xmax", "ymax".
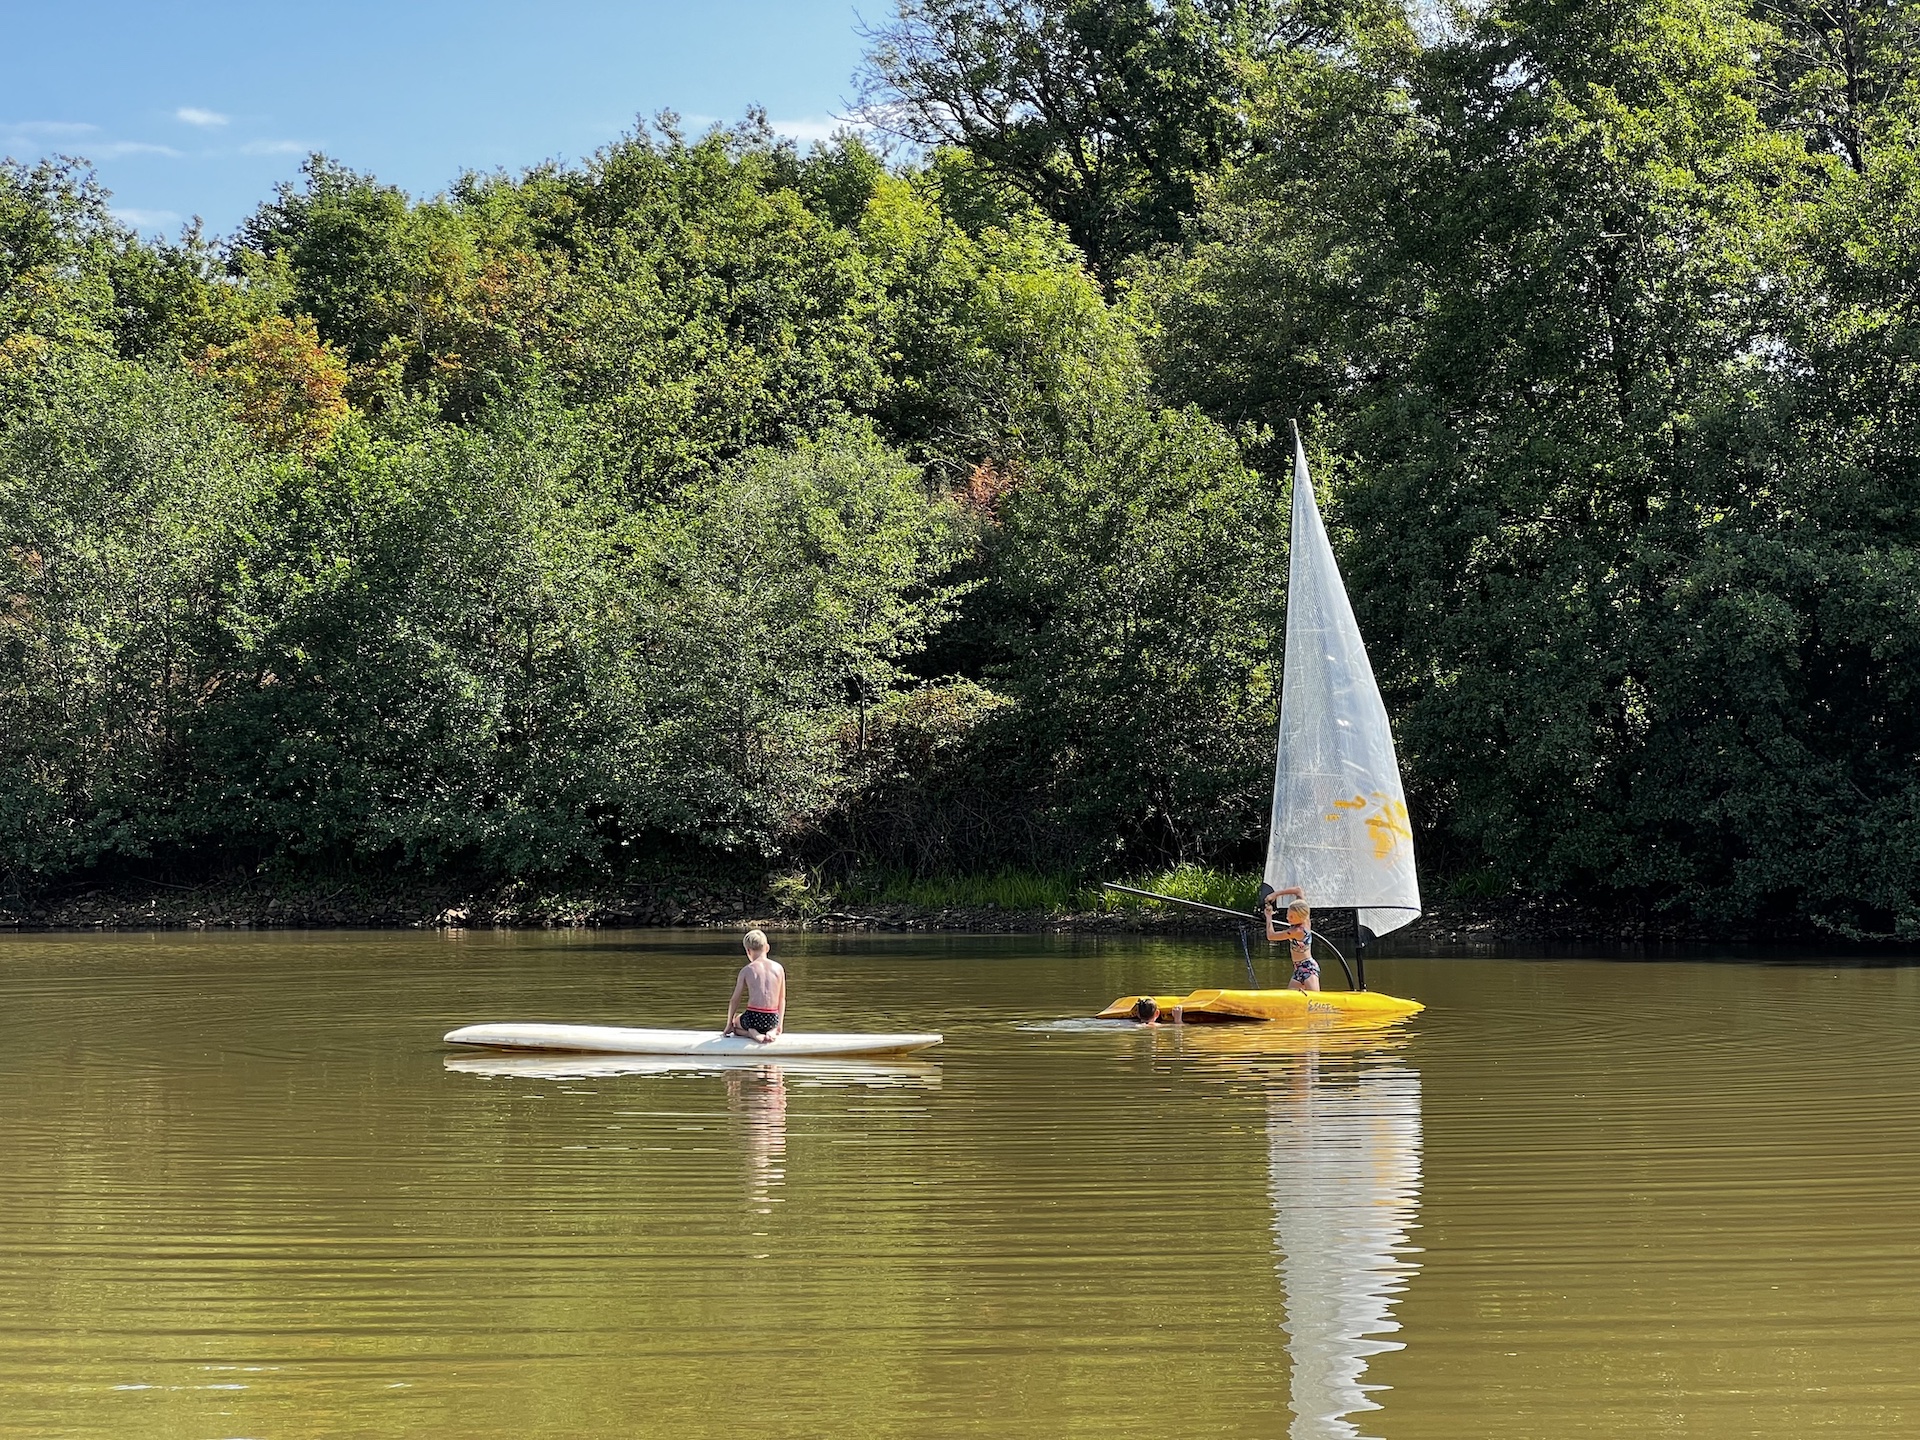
[{"xmin": 1131, "ymin": 997, "xmax": 1160, "ymax": 1023}]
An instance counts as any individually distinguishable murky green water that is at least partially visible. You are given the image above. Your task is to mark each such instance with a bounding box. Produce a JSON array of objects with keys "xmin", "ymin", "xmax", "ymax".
[{"xmin": 2, "ymin": 931, "xmax": 1917, "ymax": 1438}]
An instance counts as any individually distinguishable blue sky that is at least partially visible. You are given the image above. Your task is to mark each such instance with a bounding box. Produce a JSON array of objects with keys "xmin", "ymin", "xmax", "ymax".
[{"xmin": 4, "ymin": 0, "xmax": 873, "ymax": 238}]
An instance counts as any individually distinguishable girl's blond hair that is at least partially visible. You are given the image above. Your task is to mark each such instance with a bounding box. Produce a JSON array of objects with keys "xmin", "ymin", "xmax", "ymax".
[
  {"xmin": 1287, "ymin": 902, "xmax": 1310, "ymax": 921},
  {"xmin": 743, "ymin": 928, "xmax": 769, "ymax": 953}
]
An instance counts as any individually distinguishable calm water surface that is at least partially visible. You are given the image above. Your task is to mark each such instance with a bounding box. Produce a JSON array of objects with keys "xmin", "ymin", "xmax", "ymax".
[{"xmin": 2, "ymin": 931, "xmax": 1917, "ymax": 1438}]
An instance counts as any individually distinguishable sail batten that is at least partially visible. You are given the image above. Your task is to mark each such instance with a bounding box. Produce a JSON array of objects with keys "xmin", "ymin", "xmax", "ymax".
[{"xmin": 1264, "ymin": 432, "xmax": 1421, "ymax": 937}]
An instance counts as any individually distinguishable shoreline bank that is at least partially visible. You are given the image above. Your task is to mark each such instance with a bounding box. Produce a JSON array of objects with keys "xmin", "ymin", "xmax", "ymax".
[{"xmin": 0, "ymin": 876, "xmax": 1847, "ymax": 947}]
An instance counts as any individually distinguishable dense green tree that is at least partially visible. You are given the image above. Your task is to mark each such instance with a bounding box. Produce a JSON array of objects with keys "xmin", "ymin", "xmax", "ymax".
[
  {"xmin": 628, "ymin": 423, "xmax": 973, "ymax": 853},
  {"xmin": 0, "ymin": 356, "xmax": 272, "ymax": 882},
  {"xmin": 11, "ymin": 8, "xmax": 1920, "ymax": 935},
  {"xmin": 236, "ymin": 155, "xmax": 566, "ymax": 422},
  {"xmin": 0, "ymin": 159, "xmax": 122, "ymax": 382},
  {"xmin": 1758, "ymin": 0, "xmax": 1920, "ymax": 170},
  {"xmin": 858, "ymin": 166, "xmax": 1139, "ymax": 475},
  {"xmin": 857, "ymin": 0, "xmax": 1347, "ymax": 278},
  {"xmin": 1, "ymin": 371, "xmax": 968, "ymax": 882},
  {"xmin": 2, "ymin": 159, "xmax": 274, "ymax": 380},
  {"xmin": 982, "ymin": 400, "xmax": 1284, "ymax": 867},
  {"xmin": 1149, "ymin": 0, "xmax": 1920, "ymax": 930}
]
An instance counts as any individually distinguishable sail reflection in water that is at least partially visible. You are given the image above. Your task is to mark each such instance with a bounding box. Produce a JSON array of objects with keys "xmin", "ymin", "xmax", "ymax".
[{"xmin": 1267, "ymin": 1051, "xmax": 1422, "ymax": 1440}]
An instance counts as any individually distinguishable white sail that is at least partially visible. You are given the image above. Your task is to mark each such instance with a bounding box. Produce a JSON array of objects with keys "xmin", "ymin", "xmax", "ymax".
[{"xmin": 1264, "ymin": 431, "xmax": 1421, "ymax": 937}]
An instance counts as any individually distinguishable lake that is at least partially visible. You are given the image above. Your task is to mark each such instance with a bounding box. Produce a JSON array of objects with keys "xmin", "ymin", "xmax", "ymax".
[{"xmin": 2, "ymin": 930, "xmax": 1917, "ymax": 1438}]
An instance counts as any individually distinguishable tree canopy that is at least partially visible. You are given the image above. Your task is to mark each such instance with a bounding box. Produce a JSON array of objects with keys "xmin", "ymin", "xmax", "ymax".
[{"xmin": 7, "ymin": 0, "xmax": 1920, "ymax": 935}]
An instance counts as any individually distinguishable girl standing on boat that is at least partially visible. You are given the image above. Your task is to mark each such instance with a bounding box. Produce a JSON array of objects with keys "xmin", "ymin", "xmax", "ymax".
[{"xmin": 1263, "ymin": 886, "xmax": 1320, "ymax": 991}]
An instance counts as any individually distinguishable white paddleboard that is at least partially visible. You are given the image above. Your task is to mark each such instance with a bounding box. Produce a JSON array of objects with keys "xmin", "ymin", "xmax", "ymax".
[{"xmin": 443, "ymin": 1022, "xmax": 943, "ymax": 1058}]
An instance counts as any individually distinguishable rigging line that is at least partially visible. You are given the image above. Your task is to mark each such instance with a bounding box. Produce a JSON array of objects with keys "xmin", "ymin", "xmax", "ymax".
[
  {"xmin": 1104, "ymin": 881, "xmax": 1379, "ymax": 992},
  {"xmin": 1100, "ymin": 882, "xmax": 1259, "ymax": 922},
  {"xmin": 1314, "ymin": 929, "xmax": 1359, "ymax": 992}
]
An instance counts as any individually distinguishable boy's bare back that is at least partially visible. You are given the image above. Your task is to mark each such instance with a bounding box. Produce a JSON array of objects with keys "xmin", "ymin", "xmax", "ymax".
[{"xmin": 739, "ymin": 955, "xmax": 784, "ymax": 1010}]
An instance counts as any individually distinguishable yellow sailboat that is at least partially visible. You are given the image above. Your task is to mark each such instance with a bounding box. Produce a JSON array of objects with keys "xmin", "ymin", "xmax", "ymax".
[
  {"xmin": 1095, "ymin": 987, "xmax": 1421, "ymax": 1023},
  {"xmin": 1103, "ymin": 425, "xmax": 1424, "ymax": 1023}
]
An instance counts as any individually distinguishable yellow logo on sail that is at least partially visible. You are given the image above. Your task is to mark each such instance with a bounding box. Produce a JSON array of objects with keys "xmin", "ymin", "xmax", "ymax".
[{"xmin": 1322, "ymin": 793, "xmax": 1410, "ymax": 861}]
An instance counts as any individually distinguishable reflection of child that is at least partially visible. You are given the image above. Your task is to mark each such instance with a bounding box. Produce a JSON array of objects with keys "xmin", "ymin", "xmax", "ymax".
[
  {"xmin": 723, "ymin": 929, "xmax": 786, "ymax": 1043},
  {"xmin": 1263, "ymin": 885, "xmax": 1320, "ymax": 992},
  {"xmin": 726, "ymin": 1065, "xmax": 788, "ymax": 1212}
]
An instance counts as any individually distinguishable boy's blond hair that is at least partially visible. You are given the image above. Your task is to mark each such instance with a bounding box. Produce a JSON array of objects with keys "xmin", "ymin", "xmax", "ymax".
[{"xmin": 743, "ymin": 928, "xmax": 769, "ymax": 953}]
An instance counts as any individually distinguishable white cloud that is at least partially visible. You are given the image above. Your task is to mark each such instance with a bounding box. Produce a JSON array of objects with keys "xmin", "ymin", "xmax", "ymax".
[
  {"xmin": 6, "ymin": 119, "xmax": 99, "ymax": 137},
  {"xmin": 175, "ymin": 106, "xmax": 229, "ymax": 128},
  {"xmin": 113, "ymin": 206, "xmax": 182, "ymax": 230},
  {"xmin": 92, "ymin": 141, "xmax": 182, "ymax": 158},
  {"xmin": 768, "ymin": 116, "xmax": 858, "ymax": 145},
  {"xmin": 240, "ymin": 138, "xmax": 311, "ymax": 156},
  {"xmin": 2, "ymin": 124, "xmax": 184, "ymax": 161}
]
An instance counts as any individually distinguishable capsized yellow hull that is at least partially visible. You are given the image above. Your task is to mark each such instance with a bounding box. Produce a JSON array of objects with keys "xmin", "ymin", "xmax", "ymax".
[{"xmin": 1097, "ymin": 987, "xmax": 1422, "ymax": 1024}]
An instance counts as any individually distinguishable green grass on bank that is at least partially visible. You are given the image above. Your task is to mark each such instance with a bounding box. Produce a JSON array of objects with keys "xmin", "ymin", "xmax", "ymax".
[
  {"xmin": 837, "ymin": 863, "xmax": 1262, "ymax": 916},
  {"xmin": 1105, "ymin": 863, "xmax": 1264, "ymax": 914},
  {"xmin": 837, "ymin": 870, "xmax": 1096, "ymax": 912}
]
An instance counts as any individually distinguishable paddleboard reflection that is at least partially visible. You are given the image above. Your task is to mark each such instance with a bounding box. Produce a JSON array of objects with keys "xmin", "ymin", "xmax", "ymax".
[
  {"xmin": 442, "ymin": 1053, "xmax": 941, "ymax": 1086},
  {"xmin": 1267, "ymin": 1046, "xmax": 1422, "ymax": 1440}
]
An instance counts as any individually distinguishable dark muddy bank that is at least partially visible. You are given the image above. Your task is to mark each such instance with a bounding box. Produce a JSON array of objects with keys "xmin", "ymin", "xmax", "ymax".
[{"xmin": 0, "ymin": 874, "xmax": 1830, "ymax": 948}]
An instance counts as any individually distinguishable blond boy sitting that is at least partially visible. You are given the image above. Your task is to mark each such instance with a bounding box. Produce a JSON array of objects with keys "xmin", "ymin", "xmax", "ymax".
[{"xmin": 723, "ymin": 929, "xmax": 786, "ymax": 1042}]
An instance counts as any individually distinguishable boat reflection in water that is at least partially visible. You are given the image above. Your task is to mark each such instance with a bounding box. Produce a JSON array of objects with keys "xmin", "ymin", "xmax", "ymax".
[
  {"xmin": 1266, "ymin": 1034, "xmax": 1421, "ymax": 1440},
  {"xmin": 1170, "ymin": 1023, "xmax": 1421, "ymax": 1439}
]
